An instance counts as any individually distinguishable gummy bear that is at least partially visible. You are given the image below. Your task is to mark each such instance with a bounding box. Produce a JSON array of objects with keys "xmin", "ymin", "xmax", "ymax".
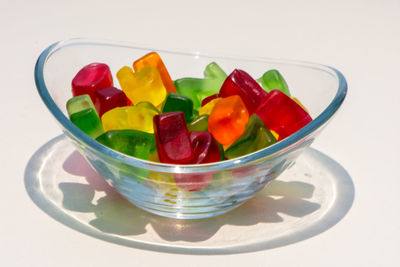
[
  {"xmin": 174, "ymin": 62, "xmax": 227, "ymax": 109},
  {"xmin": 133, "ymin": 52, "xmax": 177, "ymax": 93},
  {"xmin": 93, "ymin": 86, "xmax": 128, "ymax": 117},
  {"xmin": 71, "ymin": 63, "xmax": 113, "ymax": 102},
  {"xmin": 117, "ymin": 65, "xmax": 167, "ymax": 107},
  {"xmin": 161, "ymin": 93, "xmax": 195, "ymax": 123},
  {"xmin": 190, "ymin": 131, "xmax": 221, "ymax": 164},
  {"xmin": 101, "ymin": 102, "xmax": 159, "ymax": 133},
  {"xmin": 225, "ymin": 114, "xmax": 276, "ymax": 159},
  {"xmin": 257, "ymin": 69, "xmax": 290, "ymax": 96},
  {"xmin": 208, "ymin": 95, "xmax": 249, "ymax": 145},
  {"xmin": 96, "ymin": 129, "xmax": 156, "ymax": 160},
  {"xmin": 153, "ymin": 112, "xmax": 194, "ymax": 164},
  {"xmin": 66, "ymin": 94, "xmax": 104, "ymax": 138},
  {"xmin": 255, "ymin": 90, "xmax": 312, "ymax": 140},
  {"xmin": 219, "ymin": 69, "xmax": 268, "ymax": 114}
]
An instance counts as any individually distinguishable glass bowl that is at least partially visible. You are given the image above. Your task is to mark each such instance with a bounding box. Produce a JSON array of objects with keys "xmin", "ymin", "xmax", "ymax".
[{"xmin": 34, "ymin": 38, "xmax": 347, "ymax": 219}]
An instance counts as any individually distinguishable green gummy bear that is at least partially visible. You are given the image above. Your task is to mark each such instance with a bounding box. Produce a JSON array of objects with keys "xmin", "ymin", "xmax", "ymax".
[
  {"xmin": 96, "ymin": 129, "xmax": 156, "ymax": 159},
  {"xmin": 96, "ymin": 129, "xmax": 156, "ymax": 182},
  {"xmin": 161, "ymin": 92, "xmax": 195, "ymax": 123},
  {"xmin": 204, "ymin": 62, "xmax": 228, "ymax": 80},
  {"xmin": 257, "ymin": 69, "xmax": 291, "ymax": 96},
  {"xmin": 69, "ymin": 108, "xmax": 104, "ymax": 138},
  {"xmin": 225, "ymin": 114, "xmax": 277, "ymax": 159},
  {"xmin": 67, "ymin": 94, "xmax": 104, "ymax": 138},
  {"xmin": 66, "ymin": 94, "xmax": 97, "ymax": 117},
  {"xmin": 187, "ymin": 114, "xmax": 209, "ymax": 132},
  {"xmin": 174, "ymin": 62, "xmax": 227, "ymax": 109}
]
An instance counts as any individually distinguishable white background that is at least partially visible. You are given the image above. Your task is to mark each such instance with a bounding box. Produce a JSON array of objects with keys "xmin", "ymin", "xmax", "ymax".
[{"xmin": 1, "ymin": 0, "xmax": 399, "ymax": 266}]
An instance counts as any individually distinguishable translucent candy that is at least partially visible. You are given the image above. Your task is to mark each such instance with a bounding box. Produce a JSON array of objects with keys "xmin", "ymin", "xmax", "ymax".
[
  {"xmin": 133, "ymin": 52, "xmax": 177, "ymax": 93},
  {"xmin": 153, "ymin": 111, "xmax": 194, "ymax": 164},
  {"xmin": 117, "ymin": 65, "xmax": 167, "ymax": 107},
  {"xmin": 225, "ymin": 114, "xmax": 276, "ymax": 159},
  {"xmin": 257, "ymin": 69, "xmax": 291, "ymax": 96},
  {"xmin": 161, "ymin": 93, "xmax": 195, "ymax": 123},
  {"xmin": 71, "ymin": 63, "xmax": 113, "ymax": 102},
  {"xmin": 255, "ymin": 90, "xmax": 312, "ymax": 140},
  {"xmin": 174, "ymin": 62, "xmax": 227, "ymax": 109},
  {"xmin": 93, "ymin": 86, "xmax": 128, "ymax": 117},
  {"xmin": 208, "ymin": 95, "xmax": 249, "ymax": 145},
  {"xmin": 66, "ymin": 94, "xmax": 96, "ymax": 117},
  {"xmin": 190, "ymin": 131, "xmax": 221, "ymax": 164},
  {"xmin": 219, "ymin": 69, "xmax": 268, "ymax": 114},
  {"xmin": 66, "ymin": 94, "xmax": 104, "ymax": 138},
  {"xmin": 96, "ymin": 129, "xmax": 156, "ymax": 159},
  {"xmin": 101, "ymin": 102, "xmax": 159, "ymax": 133}
]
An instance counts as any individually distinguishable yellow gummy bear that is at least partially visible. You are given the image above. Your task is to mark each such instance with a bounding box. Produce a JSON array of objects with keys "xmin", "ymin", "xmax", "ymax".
[
  {"xmin": 199, "ymin": 97, "xmax": 221, "ymax": 116},
  {"xmin": 117, "ymin": 65, "xmax": 167, "ymax": 107},
  {"xmin": 101, "ymin": 106, "xmax": 132, "ymax": 131},
  {"xmin": 101, "ymin": 103, "xmax": 159, "ymax": 133}
]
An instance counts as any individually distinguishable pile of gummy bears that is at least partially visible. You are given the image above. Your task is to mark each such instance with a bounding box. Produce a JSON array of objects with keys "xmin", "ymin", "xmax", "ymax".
[{"xmin": 67, "ymin": 52, "xmax": 312, "ymax": 165}]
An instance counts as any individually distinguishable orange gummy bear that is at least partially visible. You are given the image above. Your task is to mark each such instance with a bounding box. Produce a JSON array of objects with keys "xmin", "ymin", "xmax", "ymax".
[
  {"xmin": 133, "ymin": 52, "xmax": 177, "ymax": 93},
  {"xmin": 208, "ymin": 95, "xmax": 249, "ymax": 145}
]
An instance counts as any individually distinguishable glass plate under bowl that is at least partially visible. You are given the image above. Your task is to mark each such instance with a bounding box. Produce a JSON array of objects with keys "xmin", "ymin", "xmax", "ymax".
[
  {"xmin": 34, "ymin": 38, "xmax": 347, "ymax": 219},
  {"xmin": 25, "ymin": 135, "xmax": 354, "ymax": 253}
]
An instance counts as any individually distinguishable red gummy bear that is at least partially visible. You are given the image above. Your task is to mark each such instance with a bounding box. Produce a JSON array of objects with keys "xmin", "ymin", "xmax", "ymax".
[
  {"xmin": 219, "ymin": 69, "xmax": 268, "ymax": 114},
  {"xmin": 255, "ymin": 90, "xmax": 312, "ymax": 140},
  {"xmin": 173, "ymin": 131, "xmax": 219, "ymax": 191},
  {"xmin": 190, "ymin": 131, "xmax": 221, "ymax": 164},
  {"xmin": 93, "ymin": 86, "xmax": 128, "ymax": 117},
  {"xmin": 153, "ymin": 112, "xmax": 194, "ymax": 164},
  {"xmin": 71, "ymin": 63, "xmax": 113, "ymax": 102}
]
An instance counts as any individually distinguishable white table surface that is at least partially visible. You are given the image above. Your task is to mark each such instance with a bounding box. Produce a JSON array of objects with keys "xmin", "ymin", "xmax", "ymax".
[{"xmin": 1, "ymin": 0, "xmax": 399, "ymax": 266}]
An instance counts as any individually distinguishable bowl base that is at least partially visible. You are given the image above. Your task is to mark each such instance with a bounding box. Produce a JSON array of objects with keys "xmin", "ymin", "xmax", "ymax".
[{"xmin": 134, "ymin": 202, "xmax": 245, "ymax": 220}]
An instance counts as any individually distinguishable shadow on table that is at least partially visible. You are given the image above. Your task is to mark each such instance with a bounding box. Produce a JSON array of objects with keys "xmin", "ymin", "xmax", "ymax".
[{"xmin": 24, "ymin": 135, "xmax": 354, "ymax": 254}]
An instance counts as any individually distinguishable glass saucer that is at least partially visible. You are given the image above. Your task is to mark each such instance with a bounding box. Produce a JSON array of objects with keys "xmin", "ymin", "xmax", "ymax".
[{"xmin": 25, "ymin": 135, "xmax": 354, "ymax": 254}]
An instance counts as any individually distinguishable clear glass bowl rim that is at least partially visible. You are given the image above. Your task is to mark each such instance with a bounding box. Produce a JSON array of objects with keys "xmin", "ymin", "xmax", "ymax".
[{"xmin": 34, "ymin": 38, "xmax": 347, "ymax": 173}]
